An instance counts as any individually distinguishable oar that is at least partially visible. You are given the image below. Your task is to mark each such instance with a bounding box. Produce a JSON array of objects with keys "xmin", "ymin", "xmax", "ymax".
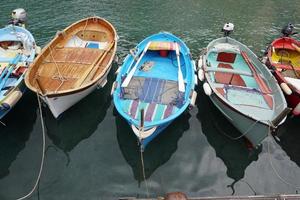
[
  {"xmin": 241, "ymin": 51, "xmax": 271, "ymax": 94},
  {"xmin": 175, "ymin": 43, "xmax": 185, "ymax": 92},
  {"xmin": 0, "ymin": 54, "xmax": 21, "ymax": 91},
  {"xmin": 0, "ymin": 67, "xmax": 9, "ymax": 83},
  {"xmin": 122, "ymin": 42, "xmax": 151, "ymax": 87}
]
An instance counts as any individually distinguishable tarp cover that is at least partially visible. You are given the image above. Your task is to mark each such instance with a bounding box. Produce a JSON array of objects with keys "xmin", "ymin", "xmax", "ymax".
[{"xmin": 121, "ymin": 76, "xmax": 184, "ymax": 107}]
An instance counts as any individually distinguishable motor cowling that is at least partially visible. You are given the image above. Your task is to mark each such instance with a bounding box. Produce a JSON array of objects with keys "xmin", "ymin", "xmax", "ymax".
[
  {"xmin": 281, "ymin": 23, "xmax": 295, "ymax": 37},
  {"xmin": 9, "ymin": 8, "xmax": 27, "ymax": 27},
  {"xmin": 222, "ymin": 22, "xmax": 234, "ymax": 37}
]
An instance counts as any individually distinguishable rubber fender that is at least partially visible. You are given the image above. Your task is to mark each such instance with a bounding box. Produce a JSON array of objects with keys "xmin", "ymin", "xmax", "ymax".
[
  {"xmin": 194, "ymin": 74, "xmax": 198, "ymax": 86},
  {"xmin": 110, "ymin": 81, "xmax": 117, "ymax": 96},
  {"xmin": 192, "ymin": 60, "xmax": 196, "ymax": 72},
  {"xmin": 293, "ymin": 102, "xmax": 300, "ymax": 116},
  {"xmin": 198, "ymin": 69, "xmax": 205, "ymax": 82},
  {"xmin": 35, "ymin": 46, "xmax": 42, "ymax": 55},
  {"xmin": 2, "ymin": 90, "xmax": 22, "ymax": 109},
  {"xmin": 115, "ymin": 67, "xmax": 121, "ymax": 75},
  {"xmin": 203, "ymin": 82, "xmax": 212, "ymax": 96},
  {"xmin": 280, "ymin": 82, "xmax": 292, "ymax": 95},
  {"xmin": 190, "ymin": 91, "xmax": 197, "ymax": 107},
  {"xmin": 198, "ymin": 56, "xmax": 203, "ymax": 70}
]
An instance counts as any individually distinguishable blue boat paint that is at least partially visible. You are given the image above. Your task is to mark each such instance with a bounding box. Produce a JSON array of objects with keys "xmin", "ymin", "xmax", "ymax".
[
  {"xmin": 113, "ymin": 32, "xmax": 195, "ymax": 150},
  {"xmin": 0, "ymin": 24, "xmax": 36, "ymax": 119}
]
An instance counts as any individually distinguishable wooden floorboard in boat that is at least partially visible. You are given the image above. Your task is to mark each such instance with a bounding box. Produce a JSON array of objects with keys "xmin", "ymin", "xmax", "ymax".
[
  {"xmin": 37, "ymin": 47, "xmax": 105, "ymax": 92},
  {"xmin": 44, "ymin": 47, "xmax": 104, "ymax": 65}
]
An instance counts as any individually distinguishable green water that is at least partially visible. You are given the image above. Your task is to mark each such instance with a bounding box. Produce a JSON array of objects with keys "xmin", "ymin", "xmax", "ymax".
[{"xmin": 1, "ymin": 1, "xmax": 300, "ymax": 199}]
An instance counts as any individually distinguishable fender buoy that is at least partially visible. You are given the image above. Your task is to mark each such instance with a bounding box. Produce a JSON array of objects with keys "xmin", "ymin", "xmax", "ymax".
[
  {"xmin": 293, "ymin": 102, "xmax": 300, "ymax": 116},
  {"xmin": 203, "ymin": 82, "xmax": 212, "ymax": 96},
  {"xmin": 280, "ymin": 82, "xmax": 292, "ymax": 95},
  {"xmin": 192, "ymin": 60, "xmax": 196, "ymax": 72},
  {"xmin": 110, "ymin": 81, "xmax": 116, "ymax": 96},
  {"xmin": 189, "ymin": 91, "xmax": 197, "ymax": 107},
  {"xmin": 198, "ymin": 56, "xmax": 203, "ymax": 70},
  {"xmin": 35, "ymin": 46, "xmax": 42, "ymax": 55},
  {"xmin": 1, "ymin": 90, "xmax": 22, "ymax": 109},
  {"xmin": 194, "ymin": 74, "xmax": 198, "ymax": 86},
  {"xmin": 198, "ymin": 69, "xmax": 205, "ymax": 82},
  {"xmin": 115, "ymin": 67, "xmax": 121, "ymax": 75}
]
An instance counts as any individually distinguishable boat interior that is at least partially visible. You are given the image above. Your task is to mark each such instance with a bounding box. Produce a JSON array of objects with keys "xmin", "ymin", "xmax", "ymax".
[
  {"xmin": 0, "ymin": 40, "xmax": 27, "ymax": 98},
  {"xmin": 120, "ymin": 41, "xmax": 186, "ymax": 123},
  {"xmin": 206, "ymin": 46, "xmax": 274, "ymax": 111},
  {"xmin": 31, "ymin": 19, "xmax": 115, "ymax": 94},
  {"xmin": 271, "ymin": 41, "xmax": 300, "ymax": 91}
]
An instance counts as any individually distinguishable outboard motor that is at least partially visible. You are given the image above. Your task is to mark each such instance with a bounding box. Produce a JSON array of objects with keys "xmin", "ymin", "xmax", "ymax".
[
  {"xmin": 222, "ymin": 22, "xmax": 234, "ymax": 37},
  {"xmin": 281, "ymin": 23, "xmax": 295, "ymax": 37},
  {"xmin": 8, "ymin": 8, "xmax": 27, "ymax": 28}
]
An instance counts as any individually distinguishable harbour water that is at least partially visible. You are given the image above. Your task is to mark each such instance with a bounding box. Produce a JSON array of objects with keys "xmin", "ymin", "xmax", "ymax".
[{"xmin": 0, "ymin": 1, "xmax": 300, "ymax": 199}]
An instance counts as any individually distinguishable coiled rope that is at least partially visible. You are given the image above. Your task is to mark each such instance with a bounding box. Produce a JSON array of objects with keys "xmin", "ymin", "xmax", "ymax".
[{"xmin": 16, "ymin": 93, "xmax": 46, "ymax": 200}]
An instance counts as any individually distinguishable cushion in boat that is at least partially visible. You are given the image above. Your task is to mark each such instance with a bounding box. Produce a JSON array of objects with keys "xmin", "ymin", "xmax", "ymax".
[
  {"xmin": 148, "ymin": 41, "xmax": 177, "ymax": 51},
  {"xmin": 217, "ymin": 52, "xmax": 236, "ymax": 63},
  {"xmin": 121, "ymin": 77, "xmax": 184, "ymax": 107},
  {"xmin": 121, "ymin": 99, "xmax": 178, "ymax": 122}
]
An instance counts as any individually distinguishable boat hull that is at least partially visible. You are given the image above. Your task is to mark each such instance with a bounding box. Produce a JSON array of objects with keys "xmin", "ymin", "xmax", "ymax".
[
  {"xmin": 129, "ymin": 121, "xmax": 172, "ymax": 151},
  {"xmin": 209, "ymin": 93, "xmax": 269, "ymax": 147},
  {"xmin": 42, "ymin": 65, "xmax": 111, "ymax": 118}
]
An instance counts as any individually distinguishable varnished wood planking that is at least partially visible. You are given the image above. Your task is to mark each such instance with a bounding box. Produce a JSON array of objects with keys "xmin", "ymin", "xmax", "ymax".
[{"xmin": 25, "ymin": 16, "xmax": 117, "ymax": 95}]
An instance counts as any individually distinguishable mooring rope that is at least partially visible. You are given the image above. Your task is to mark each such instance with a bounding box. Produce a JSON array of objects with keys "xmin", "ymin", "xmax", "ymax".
[
  {"xmin": 218, "ymin": 118, "xmax": 262, "ymax": 141},
  {"xmin": 16, "ymin": 93, "xmax": 46, "ymax": 200},
  {"xmin": 139, "ymin": 146, "xmax": 150, "ymax": 198},
  {"xmin": 267, "ymin": 131, "xmax": 300, "ymax": 191}
]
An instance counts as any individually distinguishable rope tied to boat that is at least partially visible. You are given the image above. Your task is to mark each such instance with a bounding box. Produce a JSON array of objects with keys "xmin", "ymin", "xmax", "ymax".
[
  {"xmin": 16, "ymin": 93, "xmax": 46, "ymax": 200},
  {"xmin": 48, "ymin": 45, "xmax": 69, "ymax": 93},
  {"xmin": 138, "ymin": 109, "xmax": 150, "ymax": 198}
]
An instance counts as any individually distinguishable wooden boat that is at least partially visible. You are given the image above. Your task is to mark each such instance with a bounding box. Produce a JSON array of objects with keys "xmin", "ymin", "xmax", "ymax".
[
  {"xmin": 264, "ymin": 24, "xmax": 300, "ymax": 116},
  {"xmin": 198, "ymin": 24, "xmax": 289, "ymax": 147},
  {"xmin": 112, "ymin": 32, "xmax": 197, "ymax": 151},
  {"xmin": 25, "ymin": 16, "xmax": 117, "ymax": 118},
  {"xmin": 0, "ymin": 9, "xmax": 37, "ymax": 119}
]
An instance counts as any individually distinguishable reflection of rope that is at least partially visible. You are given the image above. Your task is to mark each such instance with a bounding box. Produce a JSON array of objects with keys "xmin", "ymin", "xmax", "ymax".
[
  {"xmin": 219, "ymin": 119, "xmax": 262, "ymax": 140},
  {"xmin": 139, "ymin": 144, "xmax": 150, "ymax": 198},
  {"xmin": 16, "ymin": 93, "xmax": 46, "ymax": 200},
  {"xmin": 267, "ymin": 131, "xmax": 300, "ymax": 190}
]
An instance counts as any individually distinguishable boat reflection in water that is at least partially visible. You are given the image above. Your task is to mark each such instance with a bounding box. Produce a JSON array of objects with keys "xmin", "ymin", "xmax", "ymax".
[
  {"xmin": 116, "ymin": 110, "xmax": 190, "ymax": 183},
  {"xmin": 196, "ymin": 90, "xmax": 261, "ymax": 194},
  {"xmin": 276, "ymin": 117, "xmax": 300, "ymax": 167},
  {"xmin": 0, "ymin": 93, "xmax": 37, "ymax": 179},
  {"xmin": 45, "ymin": 69, "xmax": 114, "ymax": 160}
]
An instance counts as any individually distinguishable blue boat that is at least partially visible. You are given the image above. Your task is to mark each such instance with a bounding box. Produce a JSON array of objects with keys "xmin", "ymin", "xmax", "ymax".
[
  {"xmin": 0, "ymin": 9, "xmax": 37, "ymax": 119},
  {"xmin": 112, "ymin": 32, "xmax": 197, "ymax": 151}
]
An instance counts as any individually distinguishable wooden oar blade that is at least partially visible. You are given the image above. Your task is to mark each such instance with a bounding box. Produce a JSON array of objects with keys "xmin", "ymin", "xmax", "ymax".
[
  {"xmin": 122, "ymin": 42, "xmax": 151, "ymax": 87},
  {"xmin": 176, "ymin": 43, "xmax": 185, "ymax": 92}
]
